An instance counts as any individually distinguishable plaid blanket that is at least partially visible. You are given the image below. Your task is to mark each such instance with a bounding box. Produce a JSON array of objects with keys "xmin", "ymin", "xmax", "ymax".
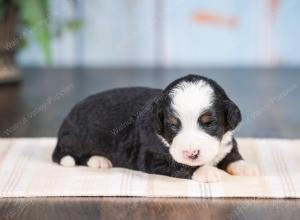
[{"xmin": 0, "ymin": 138, "xmax": 299, "ymax": 198}]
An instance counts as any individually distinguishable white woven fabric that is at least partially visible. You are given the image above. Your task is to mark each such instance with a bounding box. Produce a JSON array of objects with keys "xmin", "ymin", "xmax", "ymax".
[{"xmin": 0, "ymin": 138, "xmax": 300, "ymax": 198}]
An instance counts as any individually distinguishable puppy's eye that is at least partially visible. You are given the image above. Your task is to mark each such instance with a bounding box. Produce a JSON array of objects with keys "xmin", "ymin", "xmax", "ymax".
[{"xmin": 198, "ymin": 113, "xmax": 213, "ymax": 125}]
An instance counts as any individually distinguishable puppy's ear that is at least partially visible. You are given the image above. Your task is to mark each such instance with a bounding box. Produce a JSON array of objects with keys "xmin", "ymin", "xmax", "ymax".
[
  {"xmin": 224, "ymin": 99, "xmax": 241, "ymax": 131},
  {"xmin": 151, "ymin": 96, "xmax": 164, "ymax": 134}
]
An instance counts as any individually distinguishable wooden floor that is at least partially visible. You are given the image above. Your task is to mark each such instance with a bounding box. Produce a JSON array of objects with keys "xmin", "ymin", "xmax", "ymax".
[{"xmin": 0, "ymin": 68, "xmax": 300, "ymax": 219}]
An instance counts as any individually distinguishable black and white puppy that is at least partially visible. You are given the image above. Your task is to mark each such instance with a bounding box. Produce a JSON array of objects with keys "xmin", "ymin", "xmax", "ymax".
[{"xmin": 52, "ymin": 74, "xmax": 259, "ymax": 182}]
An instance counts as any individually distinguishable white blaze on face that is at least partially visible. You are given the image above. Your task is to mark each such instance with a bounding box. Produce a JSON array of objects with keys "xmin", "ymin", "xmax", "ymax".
[{"xmin": 168, "ymin": 80, "xmax": 220, "ymax": 166}]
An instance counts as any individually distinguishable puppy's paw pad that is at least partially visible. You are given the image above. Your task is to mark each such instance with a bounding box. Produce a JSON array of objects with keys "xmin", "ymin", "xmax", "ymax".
[
  {"xmin": 87, "ymin": 156, "xmax": 112, "ymax": 169},
  {"xmin": 227, "ymin": 160, "xmax": 259, "ymax": 176},
  {"xmin": 192, "ymin": 166, "xmax": 224, "ymax": 183},
  {"xmin": 60, "ymin": 155, "xmax": 76, "ymax": 167}
]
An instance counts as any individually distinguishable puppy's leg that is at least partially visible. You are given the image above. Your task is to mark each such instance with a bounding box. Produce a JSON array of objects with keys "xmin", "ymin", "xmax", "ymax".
[
  {"xmin": 86, "ymin": 155, "xmax": 113, "ymax": 169},
  {"xmin": 144, "ymin": 151, "xmax": 197, "ymax": 179},
  {"xmin": 217, "ymin": 138, "xmax": 259, "ymax": 176},
  {"xmin": 227, "ymin": 160, "xmax": 259, "ymax": 176}
]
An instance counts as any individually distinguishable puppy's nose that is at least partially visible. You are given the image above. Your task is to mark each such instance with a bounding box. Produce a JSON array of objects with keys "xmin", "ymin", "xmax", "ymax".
[{"xmin": 183, "ymin": 150, "xmax": 200, "ymax": 160}]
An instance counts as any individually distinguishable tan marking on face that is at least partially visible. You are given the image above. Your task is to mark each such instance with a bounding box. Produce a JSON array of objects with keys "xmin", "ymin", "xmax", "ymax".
[
  {"xmin": 168, "ymin": 115, "xmax": 179, "ymax": 126},
  {"xmin": 199, "ymin": 112, "xmax": 213, "ymax": 125}
]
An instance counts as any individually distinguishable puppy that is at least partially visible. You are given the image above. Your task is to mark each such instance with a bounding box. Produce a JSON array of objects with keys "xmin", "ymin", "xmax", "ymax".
[{"xmin": 52, "ymin": 74, "xmax": 259, "ymax": 182}]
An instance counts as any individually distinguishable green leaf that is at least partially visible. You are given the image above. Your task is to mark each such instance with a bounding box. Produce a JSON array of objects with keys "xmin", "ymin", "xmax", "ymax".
[{"xmin": 15, "ymin": 0, "xmax": 52, "ymax": 65}]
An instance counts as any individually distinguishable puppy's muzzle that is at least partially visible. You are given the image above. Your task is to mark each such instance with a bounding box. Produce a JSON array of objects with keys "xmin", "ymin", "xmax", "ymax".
[{"xmin": 182, "ymin": 149, "xmax": 200, "ymax": 160}]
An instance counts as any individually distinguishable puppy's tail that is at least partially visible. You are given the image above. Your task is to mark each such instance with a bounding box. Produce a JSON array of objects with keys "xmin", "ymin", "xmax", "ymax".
[{"xmin": 52, "ymin": 143, "xmax": 63, "ymax": 164}]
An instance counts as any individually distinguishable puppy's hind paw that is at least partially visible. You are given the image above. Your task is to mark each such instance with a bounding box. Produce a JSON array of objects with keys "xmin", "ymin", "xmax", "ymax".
[
  {"xmin": 227, "ymin": 160, "xmax": 259, "ymax": 176},
  {"xmin": 87, "ymin": 155, "xmax": 112, "ymax": 169}
]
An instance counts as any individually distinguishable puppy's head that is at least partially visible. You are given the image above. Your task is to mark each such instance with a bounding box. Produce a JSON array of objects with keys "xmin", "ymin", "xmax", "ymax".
[{"xmin": 153, "ymin": 74, "xmax": 241, "ymax": 166}]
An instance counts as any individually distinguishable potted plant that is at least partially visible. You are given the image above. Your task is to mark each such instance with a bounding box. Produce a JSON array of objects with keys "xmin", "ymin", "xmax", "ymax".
[{"xmin": 0, "ymin": 0, "xmax": 80, "ymax": 83}]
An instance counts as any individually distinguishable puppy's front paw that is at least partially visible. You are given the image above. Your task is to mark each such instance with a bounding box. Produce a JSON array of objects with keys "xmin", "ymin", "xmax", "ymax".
[
  {"xmin": 192, "ymin": 165, "xmax": 225, "ymax": 183},
  {"xmin": 227, "ymin": 160, "xmax": 259, "ymax": 176}
]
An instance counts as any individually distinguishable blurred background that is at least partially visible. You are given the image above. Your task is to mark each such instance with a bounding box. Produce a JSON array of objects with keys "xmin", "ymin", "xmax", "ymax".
[
  {"xmin": 0, "ymin": 0, "xmax": 299, "ymax": 138},
  {"xmin": 2, "ymin": 0, "xmax": 300, "ymax": 67}
]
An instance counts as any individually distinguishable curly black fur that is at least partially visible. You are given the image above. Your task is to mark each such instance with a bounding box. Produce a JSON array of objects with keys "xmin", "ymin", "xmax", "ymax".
[{"xmin": 52, "ymin": 74, "xmax": 243, "ymax": 179}]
